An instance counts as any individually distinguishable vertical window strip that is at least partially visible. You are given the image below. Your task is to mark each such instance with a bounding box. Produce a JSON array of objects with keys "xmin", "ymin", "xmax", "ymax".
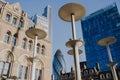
[
  {"xmin": 21, "ymin": 39, "xmax": 25, "ymax": 49},
  {"xmin": 18, "ymin": 65, "xmax": 27, "ymax": 79},
  {"xmin": 35, "ymin": 69, "xmax": 38, "ymax": 80},
  {"xmin": 28, "ymin": 42, "xmax": 30, "ymax": 51},
  {"xmin": 18, "ymin": 66, "xmax": 22, "ymax": 78},
  {"xmin": 0, "ymin": 61, "xmax": 4, "ymax": 76},
  {"xmin": 21, "ymin": 66, "xmax": 25, "ymax": 79},
  {"xmin": 28, "ymin": 41, "xmax": 32, "ymax": 51}
]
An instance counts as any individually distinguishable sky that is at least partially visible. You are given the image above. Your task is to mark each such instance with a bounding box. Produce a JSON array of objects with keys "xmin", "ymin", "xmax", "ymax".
[{"xmin": 6, "ymin": 0, "xmax": 120, "ymax": 72}]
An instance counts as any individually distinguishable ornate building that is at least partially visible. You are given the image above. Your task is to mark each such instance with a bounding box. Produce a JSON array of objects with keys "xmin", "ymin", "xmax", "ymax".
[
  {"xmin": 60, "ymin": 62, "xmax": 120, "ymax": 80},
  {"xmin": 59, "ymin": 62, "xmax": 99, "ymax": 80},
  {"xmin": 52, "ymin": 49, "xmax": 66, "ymax": 80},
  {"xmin": 0, "ymin": 0, "xmax": 52, "ymax": 80}
]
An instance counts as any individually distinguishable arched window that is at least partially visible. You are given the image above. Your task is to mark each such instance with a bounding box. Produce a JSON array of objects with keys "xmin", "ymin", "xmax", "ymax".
[
  {"xmin": 100, "ymin": 74, "xmax": 105, "ymax": 79},
  {"xmin": 4, "ymin": 31, "xmax": 11, "ymax": 43},
  {"xmin": 106, "ymin": 73, "xmax": 111, "ymax": 79},
  {"xmin": 5, "ymin": 14, "xmax": 10, "ymax": 22},
  {"xmin": 28, "ymin": 40, "xmax": 33, "ymax": 51},
  {"xmin": 21, "ymin": 38, "xmax": 27, "ymax": 49},
  {"xmin": 0, "ymin": 52, "xmax": 13, "ymax": 78},
  {"xmin": 11, "ymin": 34, "xmax": 17, "ymax": 46},
  {"xmin": 89, "ymin": 69, "xmax": 94, "ymax": 74},
  {"xmin": 36, "ymin": 43, "xmax": 40, "ymax": 53}
]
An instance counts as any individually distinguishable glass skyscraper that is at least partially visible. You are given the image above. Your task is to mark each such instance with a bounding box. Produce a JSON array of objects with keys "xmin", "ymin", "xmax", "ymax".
[
  {"xmin": 52, "ymin": 49, "xmax": 66, "ymax": 80},
  {"xmin": 81, "ymin": 3, "xmax": 120, "ymax": 71},
  {"xmin": 32, "ymin": 5, "xmax": 52, "ymax": 41}
]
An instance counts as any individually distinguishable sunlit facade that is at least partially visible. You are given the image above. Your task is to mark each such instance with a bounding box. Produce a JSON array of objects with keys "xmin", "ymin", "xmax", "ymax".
[
  {"xmin": 52, "ymin": 49, "xmax": 66, "ymax": 80},
  {"xmin": 0, "ymin": 0, "xmax": 52, "ymax": 80},
  {"xmin": 81, "ymin": 3, "xmax": 120, "ymax": 71}
]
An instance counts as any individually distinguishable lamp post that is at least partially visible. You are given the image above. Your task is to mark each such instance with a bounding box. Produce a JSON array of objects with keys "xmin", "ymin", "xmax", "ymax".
[
  {"xmin": 25, "ymin": 27, "xmax": 46, "ymax": 80},
  {"xmin": 98, "ymin": 37, "xmax": 118, "ymax": 80},
  {"xmin": 59, "ymin": 3, "xmax": 86, "ymax": 80}
]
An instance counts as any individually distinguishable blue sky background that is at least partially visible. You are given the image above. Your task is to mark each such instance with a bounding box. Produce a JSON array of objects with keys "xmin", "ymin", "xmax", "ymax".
[{"xmin": 6, "ymin": 0, "xmax": 120, "ymax": 72}]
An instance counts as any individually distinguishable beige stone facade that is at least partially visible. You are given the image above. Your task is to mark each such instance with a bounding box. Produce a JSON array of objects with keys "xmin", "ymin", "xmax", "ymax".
[{"xmin": 0, "ymin": 1, "xmax": 52, "ymax": 80}]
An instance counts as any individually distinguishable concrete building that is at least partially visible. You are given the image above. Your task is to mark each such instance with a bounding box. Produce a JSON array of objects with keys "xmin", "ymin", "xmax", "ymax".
[{"xmin": 0, "ymin": 0, "xmax": 52, "ymax": 80}]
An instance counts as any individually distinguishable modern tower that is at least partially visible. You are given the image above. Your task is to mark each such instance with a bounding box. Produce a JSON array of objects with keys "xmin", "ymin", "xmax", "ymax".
[
  {"xmin": 52, "ymin": 49, "xmax": 66, "ymax": 80},
  {"xmin": 32, "ymin": 5, "xmax": 52, "ymax": 41},
  {"xmin": 81, "ymin": 3, "xmax": 120, "ymax": 71}
]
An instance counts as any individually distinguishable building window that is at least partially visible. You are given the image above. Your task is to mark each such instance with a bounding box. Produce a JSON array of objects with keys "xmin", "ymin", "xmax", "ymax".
[
  {"xmin": 100, "ymin": 74, "xmax": 105, "ymax": 79},
  {"xmin": 0, "ymin": 61, "xmax": 11, "ymax": 78},
  {"xmin": 21, "ymin": 38, "xmax": 27, "ymax": 49},
  {"xmin": 4, "ymin": 31, "xmax": 11, "ymax": 43},
  {"xmin": 28, "ymin": 40, "xmax": 33, "ymax": 51},
  {"xmin": 12, "ymin": 17, "xmax": 17, "ymax": 25},
  {"xmin": 106, "ymin": 73, "xmax": 111, "ymax": 79},
  {"xmin": 18, "ymin": 20, "xmax": 23, "ymax": 28},
  {"xmin": 11, "ymin": 34, "xmax": 17, "ymax": 46},
  {"xmin": 17, "ymin": 65, "xmax": 28, "ymax": 79},
  {"xmin": 89, "ymin": 69, "xmax": 94, "ymax": 74},
  {"xmin": 5, "ymin": 14, "xmax": 10, "ymax": 22},
  {"xmin": 35, "ymin": 69, "xmax": 42, "ymax": 80}
]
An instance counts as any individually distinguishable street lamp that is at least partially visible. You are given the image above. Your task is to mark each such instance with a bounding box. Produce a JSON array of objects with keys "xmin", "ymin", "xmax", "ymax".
[
  {"xmin": 25, "ymin": 26, "xmax": 47, "ymax": 80},
  {"xmin": 98, "ymin": 37, "xmax": 118, "ymax": 80},
  {"xmin": 58, "ymin": 3, "xmax": 86, "ymax": 80}
]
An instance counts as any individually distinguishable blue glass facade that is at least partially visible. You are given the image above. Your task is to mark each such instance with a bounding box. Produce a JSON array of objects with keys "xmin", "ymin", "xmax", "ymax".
[
  {"xmin": 52, "ymin": 49, "xmax": 66, "ymax": 80},
  {"xmin": 81, "ymin": 3, "xmax": 120, "ymax": 71}
]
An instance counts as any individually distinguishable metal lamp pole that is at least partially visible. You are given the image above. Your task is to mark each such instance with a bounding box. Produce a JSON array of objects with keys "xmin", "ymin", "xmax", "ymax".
[
  {"xmin": 59, "ymin": 3, "xmax": 86, "ymax": 80},
  {"xmin": 98, "ymin": 37, "xmax": 118, "ymax": 80},
  {"xmin": 26, "ymin": 27, "xmax": 46, "ymax": 80}
]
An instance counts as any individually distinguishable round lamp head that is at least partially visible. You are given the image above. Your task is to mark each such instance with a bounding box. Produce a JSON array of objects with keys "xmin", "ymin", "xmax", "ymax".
[
  {"xmin": 26, "ymin": 27, "xmax": 47, "ymax": 39},
  {"xmin": 59, "ymin": 3, "xmax": 86, "ymax": 22},
  {"xmin": 98, "ymin": 37, "xmax": 116, "ymax": 46}
]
